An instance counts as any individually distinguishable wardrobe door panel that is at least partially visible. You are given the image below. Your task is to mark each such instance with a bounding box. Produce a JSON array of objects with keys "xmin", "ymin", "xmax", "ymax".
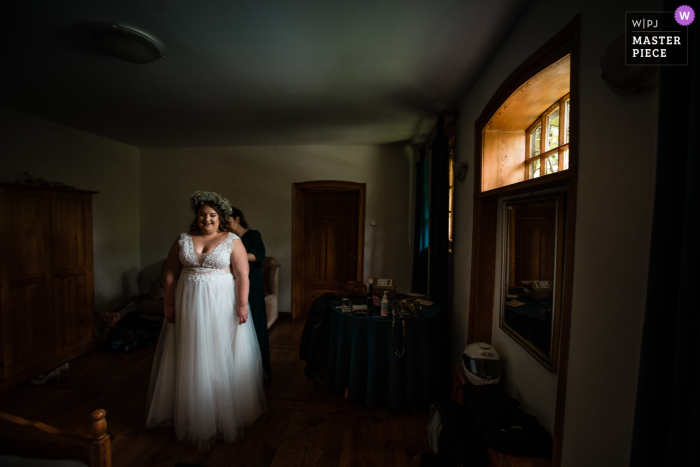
[
  {"xmin": 52, "ymin": 195, "xmax": 85, "ymax": 271},
  {"xmin": 5, "ymin": 283, "xmax": 55, "ymax": 377},
  {"xmin": 54, "ymin": 274, "xmax": 91, "ymax": 352},
  {"xmin": 9, "ymin": 196, "xmax": 47, "ymax": 277},
  {"xmin": 51, "ymin": 193, "xmax": 94, "ymax": 354},
  {"xmin": 0, "ymin": 188, "xmax": 56, "ymax": 378}
]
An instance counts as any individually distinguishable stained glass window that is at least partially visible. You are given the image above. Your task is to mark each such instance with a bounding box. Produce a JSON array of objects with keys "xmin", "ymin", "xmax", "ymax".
[
  {"xmin": 545, "ymin": 153, "xmax": 559, "ymax": 174},
  {"xmin": 526, "ymin": 94, "xmax": 570, "ymax": 180},
  {"xmin": 565, "ymin": 99, "xmax": 570, "ymax": 144},
  {"xmin": 531, "ymin": 124, "xmax": 541, "ymax": 157},
  {"xmin": 546, "ymin": 108, "xmax": 560, "ymax": 151}
]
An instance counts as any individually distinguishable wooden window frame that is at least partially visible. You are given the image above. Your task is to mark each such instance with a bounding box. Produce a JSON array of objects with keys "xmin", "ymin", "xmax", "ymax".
[
  {"xmin": 448, "ymin": 144, "xmax": 455, "ymax": 253},
  {"xmin": 525, "ymin": 93, "xmax": 571, "ymax": 180}
]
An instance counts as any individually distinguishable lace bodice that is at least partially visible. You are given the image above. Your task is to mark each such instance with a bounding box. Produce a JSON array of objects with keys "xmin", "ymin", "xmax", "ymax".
[{"xmin": 178, "ymin": 232, "xmax": 239, "ymax": 281}]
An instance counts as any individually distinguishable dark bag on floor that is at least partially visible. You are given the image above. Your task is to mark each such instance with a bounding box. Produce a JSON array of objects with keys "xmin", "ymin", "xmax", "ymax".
[
  {"xmin": 462, "ymin": 384, "xmax": 510, "ymax": 425},
  {"xmin": 106, "ymin": 327, "xmax": 140, "ymax": 353},
  {"xmin": 421, "ymin": 401, "xmax": 485, "ymax": 467},
  {"xmin": 484, "ymin": 411, "xmax": 553, "ymax": 459},
  {"xmin": 299, "ymin": 293, "xmax": 335, "ymax": 379},
  {"xmin": 106, "ymin": 312, "xmax": 163, "ymax": 353},
  {"xmin": 462, "ymin": 383, "xmax": 552, "ymax": 460}
]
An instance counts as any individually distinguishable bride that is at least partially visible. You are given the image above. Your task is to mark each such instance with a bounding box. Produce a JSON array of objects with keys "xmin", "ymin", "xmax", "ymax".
[{"xmin": 145, "ymin": 191, "xmax": 267, "ymax": 450}]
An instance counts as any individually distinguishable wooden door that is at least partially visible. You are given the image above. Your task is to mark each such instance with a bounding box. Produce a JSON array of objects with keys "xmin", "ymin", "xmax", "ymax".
[
  {"xmin": 292, "ymin": 181, "xmax": 365, "ymax": 318},
  {"xmin": 51, "ymin": 192, "xmax": 95, "ymax": 355},
  {"xmin": 0, "ymin": 187, "xmax": 56, "ymax": 378},
  {"xmin": 512, "ymin": 201, "xmax": 556, "ymax": 286}
]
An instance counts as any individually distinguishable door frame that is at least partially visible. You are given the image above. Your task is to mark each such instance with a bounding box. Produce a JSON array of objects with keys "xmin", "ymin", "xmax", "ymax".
[{"xmin": 292, "ymin": 181, "xmax": 366, "ymax": 319}]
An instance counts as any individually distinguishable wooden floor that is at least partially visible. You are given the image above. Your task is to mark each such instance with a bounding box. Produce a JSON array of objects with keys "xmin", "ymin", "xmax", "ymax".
[{"xmin": 0, "ymin": 316, "xmax": 429, "ymax": 467}]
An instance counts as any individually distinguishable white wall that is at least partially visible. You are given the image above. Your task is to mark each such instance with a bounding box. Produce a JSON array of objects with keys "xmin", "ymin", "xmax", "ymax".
[
  {"xmin": 450, "ymin": 1, "xmax": 660, "ymax": 465},
  {"xmin": 139, "ymin": 146, "xmax": 414, "ymax": 313},
  {"xmin": 0, "ymin": 107, "xmax": 141, "ymax": 312}
]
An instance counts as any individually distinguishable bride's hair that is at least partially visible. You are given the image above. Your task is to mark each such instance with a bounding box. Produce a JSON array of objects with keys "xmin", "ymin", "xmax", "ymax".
[{"xmin": 188, "ymin": 203, "xmax": 234, "ymax": 234}]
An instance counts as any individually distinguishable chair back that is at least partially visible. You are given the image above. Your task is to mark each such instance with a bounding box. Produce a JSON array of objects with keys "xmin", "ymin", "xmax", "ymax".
[{"xmin": 262, "ymin": 257, "xmax": 279, "ymax": 296}]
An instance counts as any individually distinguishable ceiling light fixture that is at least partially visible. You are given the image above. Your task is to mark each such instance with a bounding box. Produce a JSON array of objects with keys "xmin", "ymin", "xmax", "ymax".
[{"xmin": 92, "ymin": 24, "xmax": 165, "ymax": 64}]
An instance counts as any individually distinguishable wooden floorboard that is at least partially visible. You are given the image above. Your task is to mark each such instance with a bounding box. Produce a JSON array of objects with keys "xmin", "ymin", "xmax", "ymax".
[{"xmin": 0, "ymin": 316, "xmax": 428, "ymax": 467}]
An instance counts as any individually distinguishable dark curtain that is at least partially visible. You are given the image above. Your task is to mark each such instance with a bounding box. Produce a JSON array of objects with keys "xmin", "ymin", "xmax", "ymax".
[
  {"xmin": 629, "ymin": 9, "xmax": 699, "ymax": 466},
  {"xmin": 428, "ymin": 117, "xmax": 450, "ymax": 311},
  {"xmin": 410, "ymin": 118, "xmax": 451, "ymax": 397},
  {"xmin": 427, "ymin": 117, "xmax": 451, "ymax": 398},
  {"xmin": 411, "ymin": 147, "xmax": 429, "ymax": 294}
]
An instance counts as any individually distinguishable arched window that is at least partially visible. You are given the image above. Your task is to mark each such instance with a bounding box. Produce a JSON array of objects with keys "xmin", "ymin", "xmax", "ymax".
[
  {"xmin": 479, "ymin": 54, "xmax": 572, "ymax": 192},
  {"xmin": 526, "ymin": 94, "xmax": 570, "ymax": 179}
]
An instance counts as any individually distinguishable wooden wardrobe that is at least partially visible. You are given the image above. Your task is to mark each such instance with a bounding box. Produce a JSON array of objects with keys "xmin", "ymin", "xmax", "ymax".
[{"xmin": 0, "ymin": 184, "xmax": 97, "ymax": 391}]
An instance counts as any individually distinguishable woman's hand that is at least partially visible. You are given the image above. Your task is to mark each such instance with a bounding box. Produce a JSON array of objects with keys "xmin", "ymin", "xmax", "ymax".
[
  {"xmin": 236, "ymin": 303, "xmax": 249, "ymax": 324},
  {"xmin": 164, "ymin": 305, "xmax": 175, "ymax": 323},
  {"xmin": 162, "ymin": 238, "xmax": 182, "ymax": 325},
  {"xmin": 231, "ymin": 238, "xmax": 251, "ymax": 324}
]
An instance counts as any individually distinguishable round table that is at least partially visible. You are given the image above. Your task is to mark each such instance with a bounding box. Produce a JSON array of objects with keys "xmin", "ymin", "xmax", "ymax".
[{"xmin": 325, "ymin": 296, "xmax": 443, "ymax": 407}]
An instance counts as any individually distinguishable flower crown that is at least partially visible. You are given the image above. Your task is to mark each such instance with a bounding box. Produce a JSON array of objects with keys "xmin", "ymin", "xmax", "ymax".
[{"xmin": 190, "ymin": 191, "xmax": 233, "ymax": 216}]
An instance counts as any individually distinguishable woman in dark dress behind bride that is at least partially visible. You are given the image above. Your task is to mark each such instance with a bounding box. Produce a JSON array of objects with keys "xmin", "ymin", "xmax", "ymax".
[
  {"xmin": 145, "ymin": 191, "xmax": 267, "ymax": 451},
  {"xmin": 228, "ymin": 207, "xmax": 271, "ymax": 380}
]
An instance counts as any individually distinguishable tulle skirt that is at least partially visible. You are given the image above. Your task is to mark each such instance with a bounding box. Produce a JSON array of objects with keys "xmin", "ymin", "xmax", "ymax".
[{"xmin": 145, "ymin": 273, "xmax": 267, "ymax": 450}]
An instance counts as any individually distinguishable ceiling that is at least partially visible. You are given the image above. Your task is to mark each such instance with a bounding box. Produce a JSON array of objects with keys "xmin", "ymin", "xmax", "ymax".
[{"xmin": 1, "ymin": 0, "xmax": 529, "ymax": 148}]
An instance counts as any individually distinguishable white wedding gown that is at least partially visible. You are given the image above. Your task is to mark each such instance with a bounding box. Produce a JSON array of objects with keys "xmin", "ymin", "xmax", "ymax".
[{"xmin": 146, "ymin": 232, "xmax": 267, "ymax": 450}]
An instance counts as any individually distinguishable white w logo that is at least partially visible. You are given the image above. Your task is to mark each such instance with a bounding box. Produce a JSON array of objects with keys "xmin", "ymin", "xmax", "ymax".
[{"xmin": 679, "ymin": 11, "xmax": 690, "ymax": 20}]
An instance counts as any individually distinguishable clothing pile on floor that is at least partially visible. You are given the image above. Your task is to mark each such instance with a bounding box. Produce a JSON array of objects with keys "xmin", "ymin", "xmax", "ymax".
[{"xmin": 95, "ymin": 277, "xmax": 166, "ymax": 353}]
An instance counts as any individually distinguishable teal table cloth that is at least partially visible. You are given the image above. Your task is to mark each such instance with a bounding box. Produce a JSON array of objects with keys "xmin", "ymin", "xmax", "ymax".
[{"xmin": 326, "ymin": 297, "xmax": 442, "ymax": 407}]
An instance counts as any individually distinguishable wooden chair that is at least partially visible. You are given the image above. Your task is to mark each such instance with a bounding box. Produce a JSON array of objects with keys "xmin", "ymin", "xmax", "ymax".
[
  {"xmin": 262, "ymin": 257, "xmax": 282, "ymax": 328},
  {"xmin": 0, "ymin": 409, "xmax": 111, "ymax": 467}
]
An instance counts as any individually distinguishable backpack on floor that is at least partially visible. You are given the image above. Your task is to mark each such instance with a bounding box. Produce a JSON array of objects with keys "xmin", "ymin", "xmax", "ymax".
[
  {"xmin": 484, "ymin": 410, "xmax": 553, "ymax": 459},
  {"xmin": 106, "ymin": 312, "xmax": 163, "ymax": 353},
  {"xmin": 106, "ymin": 327, "xmax": 141, "ymax": 353},
  {"xmin": 462, "ymin": 383, "xmax": 552, "ymax": 460},
  {"xmin": 421, "ymin": 401, "xmax": 486, "ymax": 467}
]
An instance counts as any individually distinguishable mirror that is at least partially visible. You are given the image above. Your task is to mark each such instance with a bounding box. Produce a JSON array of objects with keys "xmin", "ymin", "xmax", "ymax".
[{"xmin": 500, "ymin": 193, "xmax": 565, "ymax": 372}]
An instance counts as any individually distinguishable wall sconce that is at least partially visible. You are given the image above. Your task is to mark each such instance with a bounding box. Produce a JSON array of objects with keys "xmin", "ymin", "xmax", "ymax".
[
  {"xmin": 600, "ymin": 34, "xmax": 658, "ymax": 96},
  {"xmin": 455, "ymin": 163, "xmax": 469, "ymax": 183}
]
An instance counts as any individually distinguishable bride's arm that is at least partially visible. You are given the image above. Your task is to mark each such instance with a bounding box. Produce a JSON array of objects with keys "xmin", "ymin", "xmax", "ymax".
[
  {"xmin": 163, "ymin": 238, "xmax": 182, "ymax": 323},
  {"xmin": 231, "ymin": 239, "xmax": 250, "ymax": 324}
]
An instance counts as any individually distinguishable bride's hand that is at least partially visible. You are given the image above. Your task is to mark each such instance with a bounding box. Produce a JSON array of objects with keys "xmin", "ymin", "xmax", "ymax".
[{"xmin": 236, "ymin": 304, "xmax": 249, "ymax": 324}]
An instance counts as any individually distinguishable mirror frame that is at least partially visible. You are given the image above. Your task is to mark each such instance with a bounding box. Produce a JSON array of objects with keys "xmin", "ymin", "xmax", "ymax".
[{"xmin": 499, "ymin": 192, "xmax": 566, "ymax": 372}]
